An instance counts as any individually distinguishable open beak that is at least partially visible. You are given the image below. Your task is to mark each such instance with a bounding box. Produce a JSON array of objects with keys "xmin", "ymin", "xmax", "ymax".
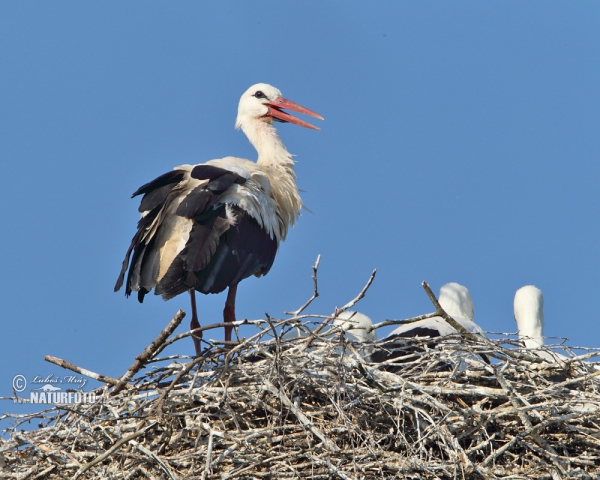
[{"xmin": 266, "ymin": 97, "xmax": 324, "ymax": 130}]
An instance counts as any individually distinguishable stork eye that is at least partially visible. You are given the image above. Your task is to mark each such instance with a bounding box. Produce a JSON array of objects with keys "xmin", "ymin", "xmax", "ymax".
[{"xmin": 253, "ymin": 91, "xmax": 267, "ymax": 99}]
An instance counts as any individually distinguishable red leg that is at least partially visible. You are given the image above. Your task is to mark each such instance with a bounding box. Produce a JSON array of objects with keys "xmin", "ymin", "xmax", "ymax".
[
  {"xmin": 223, "ymin": 284, "xmax": 238, "ymax": 342},
  {"xmin": 189, "ymin": 289, "xmax": 202, "ymax": 355}
]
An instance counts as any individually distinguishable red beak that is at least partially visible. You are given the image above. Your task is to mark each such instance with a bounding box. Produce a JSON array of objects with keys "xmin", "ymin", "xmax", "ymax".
[{"xmin": 266, "ymin": 97, "xmax": 324, "ymax": 130}]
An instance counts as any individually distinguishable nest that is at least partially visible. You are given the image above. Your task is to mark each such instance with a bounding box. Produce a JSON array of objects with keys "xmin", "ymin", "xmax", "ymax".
[{"xmin": 2, "ymin": 271, "xmax": 600, "ymax": 479}]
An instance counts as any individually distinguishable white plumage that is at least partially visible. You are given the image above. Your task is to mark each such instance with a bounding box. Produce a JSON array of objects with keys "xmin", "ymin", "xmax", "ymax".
[
  {"xmin": 513, "ymin": 285, "xmax": 566, "ymax": 363},
  {"xmin": 370, "ymin": 282, "xmax": 486, "ymax": 367},
  {"xmin": 282, "ymin": 311, "xmax": 377, "ymax": 344},
  {"xmin": 513, "ymin": 285, "xmax": 546, "ymax": 350},
  {"xmin": 332, "ymin": 311, "xmax": 377, "ymax": 343},
  {"xmin": 278, "ymin": 311, "xmax": 376, "ymax": 363},
  {"xmin": 386, "ymin": 282, "xmax": 484, "ymax": 338}
]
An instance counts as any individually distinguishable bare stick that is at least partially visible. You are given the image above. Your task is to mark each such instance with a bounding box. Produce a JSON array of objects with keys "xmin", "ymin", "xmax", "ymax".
[
  {"xmin": 285, "ymin": 254, "xmax": 321, "ymax": 316},
  {"xmin": 111, "ymin": 309, "xmax": 186, "ymax": 395},
  {"xmin": 72, "ymin": 422, "xmax": 156, "ymax": 479},
  {"xmin": 149, "ymin": 354, "xmax": 207, "ymax": 415},
  {"xmin": 421, "ymin": 282, "xmax": 547, "ymax": 364},
  {"xmin": 202, "ymin": 431, "xmax": 216, "ymax": 480},
  {"xmin": 491, "ymin": 365, "xmax": 566, "ymax": 474},
  {"xmin": 44, "ymin": 355, "xmax": 119, "ymax": 386},
  {"xmin": 130, "ymin": 440, "xmax": 178, "ymax": 480},
  {"xmin": 160, "ymin": 318, "xmax": 269, "ymax": 352},
  {"xmin": 262, "ymin": 380, "xmax": 339, "ymax": 453},
  {"xmin": 370, "ymin": 312, "xmax": 441, "ymax": 332},
  {"xmin": 422, "ymin": 281, "xmax": 471, "ymax": 334},
  {"xmin": 301, "ymin": 269, "xmax": 377, "ymax": 352},
  {"xmin": 338, "ymin": 268, "xmax": 377, "ymax": 313}
]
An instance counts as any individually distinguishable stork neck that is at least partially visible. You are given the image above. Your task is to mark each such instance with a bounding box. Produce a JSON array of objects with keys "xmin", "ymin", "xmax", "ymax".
[
  {"xmin": 239, "ymin": 119, "xmax": 302, "ymax": 241},
  {"xmin": 242, "ymin": 121, "xmax": 295, "ymax": 171},
  {"xmin": 517, "ymin": 314, "xmax": 544, "ymax": 349}
]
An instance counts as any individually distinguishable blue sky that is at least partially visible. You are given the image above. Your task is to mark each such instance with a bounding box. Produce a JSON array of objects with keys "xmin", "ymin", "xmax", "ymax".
[{"xmin": 2, "ymin": 2, "xmax": 600, "ymax": 424}]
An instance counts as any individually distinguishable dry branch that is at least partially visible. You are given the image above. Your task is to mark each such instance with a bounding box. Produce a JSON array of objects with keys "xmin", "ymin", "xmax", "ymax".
[
  {"xmin": 112, "ymin": 309, "xmax": 186, "ymax": 395},
  {"xmin": 44, "ymin": 355, "xmax": 119, "ymax": 386}
]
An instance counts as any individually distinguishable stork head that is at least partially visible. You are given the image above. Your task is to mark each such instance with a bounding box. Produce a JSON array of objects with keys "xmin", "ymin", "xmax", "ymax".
[
  {"xmin": 333, "ymin": 311, "xmax": 377, "ymax": 343},
  {"xmin": 439, "ymin": 282, "xmax": 475, "ymax": 322},
  {"xmin": 514, "ymin": 285, "xmax": 544, "ymax": 347},
  {"xmin": 235, "ymin": 83, "xmax": 323, "ymax": 131}
]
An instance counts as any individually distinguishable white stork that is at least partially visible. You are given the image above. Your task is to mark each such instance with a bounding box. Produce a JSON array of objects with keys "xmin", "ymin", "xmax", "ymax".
[
  {"xmin": 277, "ymin": 311, "xmax": 376, "ymax": 361},
  {"xmin": 513, "ymin": 285, "xmax": 568, "ymax": 364},
  {"xmin": 332, "ymin": 311, "xmax": 377, "ymax": 344},
  {"xmin": 370, "ymin": 282, "xmax": 486, "ymax": 364},
  {"xmin": 513, "ymin": 285, "xmax": 546, "ymax": 351},
  {"xmin": 283, "ymin": 311, "xmax": 377, "ymax": 345},
  {"xmin": 114, "ymin": 84, "xmax": 323, "ymax": 354},
  {"xmin": 385, "ymin": 282, "xmax": 483, "ymax": 339},
  {"xmin": 514, "ymin": 285, "xmax": 599, "ymax": 410}
]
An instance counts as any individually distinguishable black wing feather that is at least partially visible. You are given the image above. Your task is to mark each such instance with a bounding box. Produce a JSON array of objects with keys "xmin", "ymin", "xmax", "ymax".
[
  {"xmin": 175, "ymin": 187, "xmax": 213, "ymax": 219},
  {"xmin": 114, "ymin": 204, "xmax": 162, "ymax": 293},
  {"xmin": 117, "ymin": 165, "xmax": 277, "ymax": 305},
  {"xmin": 206, "ymin": 172, "xmax": 246, "ymax": 192},
  {"xmin": 182, "ymin": 214, "xmax": 231, "ymax": 272},
  {"xmin": 386, "ymin": 327, "xmax": 441, "ymax": 339},
  {"xmin": 115, "ymin": 171, "xmax": 185, "ymax": 297},
  {"xmin": 156, "ymin": 207, "xmax": 277, "ymax": 299},
  {"xmin": 136, "ymin": 171, "xmax": 185, "ymax": 213},
  {"xmin": 191, "ymin": 207, "xmax": 278, "ymax": 294},
  {"xmin": 132, "ymin": 170, "xmax": 185, "ymax": 198},
  {"xmin": 191, "ymin": 164, "xmax": 247, "ymax": 186}
]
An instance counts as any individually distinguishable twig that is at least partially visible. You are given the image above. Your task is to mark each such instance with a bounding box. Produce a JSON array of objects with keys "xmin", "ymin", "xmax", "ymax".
[
  {"xmin": 149, "ymin": 354, "xmax": 207, "ymax": 415},
  {"xmin": 286, "ymin": 254, "xmax": 321, "ymax": 316},
  {"xmin": 262, "ymin": 380, "xmax": 340, "ymax": 453},
  {"xmin": 111, "ymin": 309, "xmax": 186, "ymax": 395},
  {"xmin": 422, "ymin": 281, "xmax": 472, "ymax": 335},
  {"xmin": 44, "ymin": 355, "xmax": 119, "ymax": 386},
  {"xmin": 130, "ymin": 440, "xmax": 179, "ymax": 480},
  {"xmin": 72, "ymin": 422, "xmax": 157, "ymax": 479},
  {"xmin": 370, "ymin": 312, "xmax": 441, "ymax": 332},
  {"xmin": 338, "ymin": 268, "xmax": 377, "ymax": 313},
  {"xmin": 422, "ymin": 282, "xmax": 545, "ymax": 365},
  {"xmin": 161, "ymin": 318, "xmax": 270, "ymax": 351},
  {"xmin": 302, "ymin": 269, "xmax": 377, "ymax": 351},
  {"xmin": 201, "ymin": 430, "xmax": 216, "ymax": 480}
]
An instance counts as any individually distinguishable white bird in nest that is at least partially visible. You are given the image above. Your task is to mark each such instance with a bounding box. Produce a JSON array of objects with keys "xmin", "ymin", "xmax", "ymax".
[
  {"xmin": 515, "ymin": 285, "xmax": 600, "ymax": 366},
  {"xmin": 332, "ymin": 311, "xmax": 377, "ymax": 344},
  {"xmin": 370, "ymin": 282, "xmax": 486, "ymax": 365},
  {"xmin": 280, "ymin": 311, "xmax": 377, "ymax": 358},
  {"xmin": 384, "ymin": 282, "xmax": 483, "ymax": 339},
  {"xmin": 283, "ymin": 311, "xmax": 377, "ymax": 343},
  {"xmin": 115, "ymin": 84, "xmax": 323, "ymax": 354},
  {"xmin": 514, "ymin": 285, "xmax": 600, "ymax": 412},
  {"xmin": 513, "ymin": 285, "xmax": 575, "ymax": 364}
]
